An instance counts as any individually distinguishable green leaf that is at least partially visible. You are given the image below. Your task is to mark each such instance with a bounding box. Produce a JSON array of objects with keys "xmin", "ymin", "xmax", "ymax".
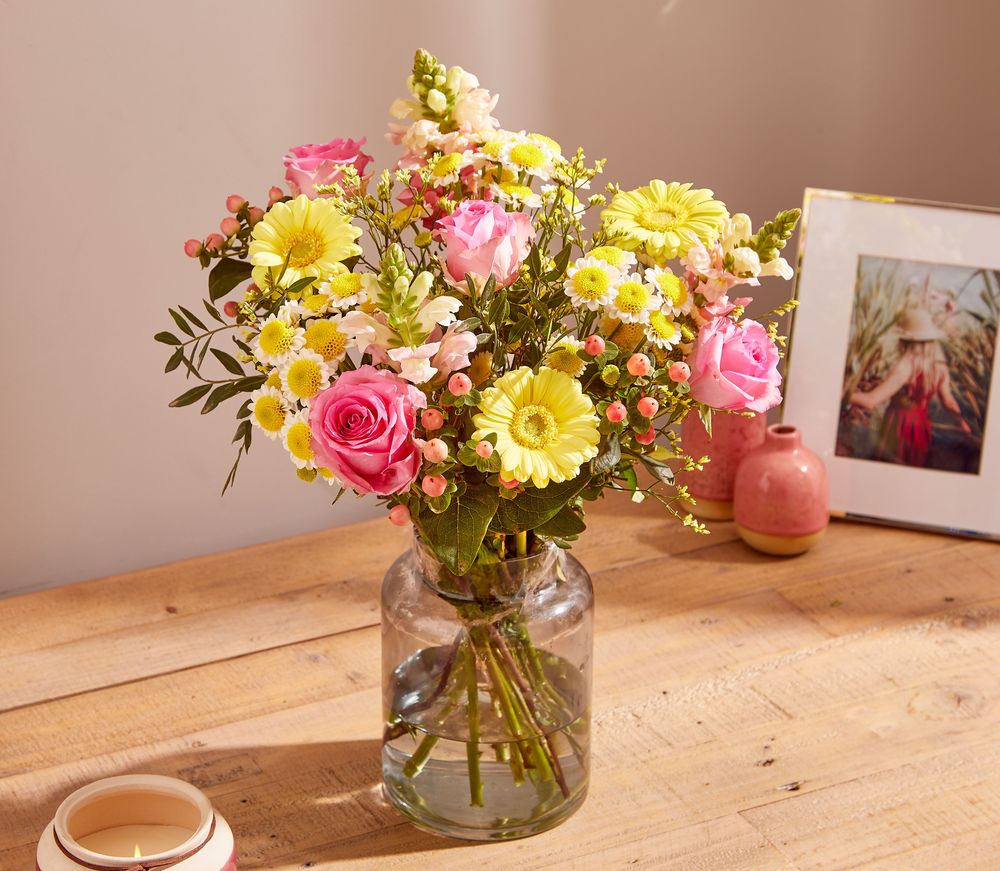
[
  {"xmin": 203, "ymin": 299, "xmax": 226, "ymax": 323},
  {"xmin": 208, "ymin": 258, "xmax": 252, "ymax": 302},
  {"xmin": 169, "ymin": 383, "xmax": 212, "ymax": 408},
  {"xmin": 154, "ymin": 331, "xmax": 182, "ymax": 345},
  {"xmin": 169, "ymin": 308, "xmax": 195, "ymax": 337},
  {"xmin": 416, "ymin": 484, "xmax": 499, "ymax": 575},
  {"xmin": 236, "ymin": 399, "xmax": 252, "ymax": 419},
  {"xmin": 284, "ymin": 276, "xmax": 317, "ymax": 297},
  {"xmin": 179, "ymin": 305, "xmax": 207, "ymax": 331},
  {"xmin": 491, "ymin": 473, "xmax": 593, "ymax": 534},
  {"xmin": 234, "ymin": 374, "xmax": 266, "ymax": 391},
  {"xmin": 545, "ymin": 244, "xmax": 573, "ymax": 281},
  {"xmin": 527, "ymin": 243, "xmax": 543, "ymax": 279},
  {"xmin": 201, "ymin": 382, "xmax": 241, "ymax": 414},
  {"xmin": 210, "ymin": 348, "xmax": 245, "ymax": 375},
  {"xmin": 164, "ymin": 347, "xmax": 184, "ymax": 373},
  {"xmin": 232, "ymin": 419, "xmax": 251, "ymax": 444},
  {"xmin": 591, "ymin": 432, "xmax": 621, "ymax": 475},
  {"xmin": 534, "ymin": 505, "xmax": 586, "ymax": 538}
]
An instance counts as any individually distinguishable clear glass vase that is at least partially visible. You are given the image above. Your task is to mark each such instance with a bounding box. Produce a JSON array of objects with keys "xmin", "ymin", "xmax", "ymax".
[{"xmin": 380, "ymin": 536, "xmax": 593, "ymax": 840}]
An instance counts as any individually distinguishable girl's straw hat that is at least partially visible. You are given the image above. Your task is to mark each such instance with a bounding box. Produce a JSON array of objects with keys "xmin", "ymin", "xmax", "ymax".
[{"xmin": 897, "ymin": 306, "xmax": 945, "ymax": 341}]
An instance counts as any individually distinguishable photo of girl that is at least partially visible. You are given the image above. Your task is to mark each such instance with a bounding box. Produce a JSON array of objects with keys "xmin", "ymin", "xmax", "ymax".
[{"xmin": 837, "ymin": 255, "xmax": 999, "ymax": 475}]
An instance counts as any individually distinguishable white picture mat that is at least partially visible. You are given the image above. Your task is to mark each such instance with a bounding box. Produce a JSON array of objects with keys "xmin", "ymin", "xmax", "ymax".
[{"xmin": 783, "ymin": 190, "xmax": 1000, "ymax": 538}]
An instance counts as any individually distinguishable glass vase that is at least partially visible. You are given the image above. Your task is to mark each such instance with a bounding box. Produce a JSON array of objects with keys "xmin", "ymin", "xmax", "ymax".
[{"xmin": 380, "ymin": 536, "xmax": 593, "ymax": 840}]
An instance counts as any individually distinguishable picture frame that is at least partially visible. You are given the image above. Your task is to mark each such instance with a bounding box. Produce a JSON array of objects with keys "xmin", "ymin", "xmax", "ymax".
[{"xmin": 783, "ymin": 188, "xmax": 1000, "ymax": 540}]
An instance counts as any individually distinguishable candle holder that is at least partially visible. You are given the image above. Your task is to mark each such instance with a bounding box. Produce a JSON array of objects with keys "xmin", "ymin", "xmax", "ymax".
[{"xmin": 36, "ymin": 775, "xmax": 236, "ymax": 871}]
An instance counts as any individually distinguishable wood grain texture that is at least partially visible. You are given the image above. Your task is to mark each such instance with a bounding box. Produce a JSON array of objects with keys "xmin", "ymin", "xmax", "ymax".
[{"xmin": 1, "ymin": 494, "xmax": 998, "ymax": 869}]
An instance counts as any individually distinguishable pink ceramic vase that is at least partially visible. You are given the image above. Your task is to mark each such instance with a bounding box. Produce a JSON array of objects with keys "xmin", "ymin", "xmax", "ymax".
[
  {"xmin": 680, "ymin": 412, "xmax": 767, "ymax": 520},
  {"xmin": 733, "ymin": 424, "xmax": 829, "ymax": 555}
]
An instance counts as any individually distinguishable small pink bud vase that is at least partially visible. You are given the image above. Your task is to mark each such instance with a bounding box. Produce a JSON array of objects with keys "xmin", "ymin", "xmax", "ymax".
[
  {"xmin": 733, "ymin": 424, "xmax": 829, "ymax": 555},
  {"xmin": 680, "ymin": 412, "xmax": 767, "ymax": 520}
]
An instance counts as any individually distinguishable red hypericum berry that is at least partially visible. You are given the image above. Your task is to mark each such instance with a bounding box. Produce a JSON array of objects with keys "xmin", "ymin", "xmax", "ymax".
[
  {"xmin": 606, "ymin": 401, "xmax": 627, "ymax": 423},
  {"xmin": 422, "ymin": 438, "xmax": 449, "ymax": 463},
  {"xmin": 220, "ymin": 217, "xmax": 241, "ymax": 237},
  {"xmin": 635, "ymin": 427, "xmax": 656, "ymax": 445},
  {"xmin": 223, "ymin": 301, "xmax": 240, "ymax": 318},
  {"xmin": 500, "ymin": 476, "xmax": 520, "ymax": 490},
  {"xmin": 475, "ymin": 440, "xmax": 494, "ymax": 459},
  {"xmin": 668, "ymin": 361, "xmax": 691, "ymax": 383},
  {"xmin": 183, "ymin": 239, "xmax": 203, "ymax": 258},
  {"xmin": 627, "ymin": 353, "xmax": 652, "ymax": 377},
  {"xmin": 247, "ymin": 206, "xmax": 265, "ymax": 226},
  {"xmin": 268, "ymin": 185, "xmax": 284, "ymax": 205},
  {"xmin": 448, "ymin": 373, "xmax": 473, "ymax": 396},
  {"xmin": 204, "ymin": 233, "xmax": 225, "ymax": 252},
  {"xmin": 421, "ymin": 475, "xmax": 448, "ymax": 498},
  {"xmin": 226, "ymin": 194, "xmax": 248, "ymax": 214},
  {"xmin": 388, "ymin": 505, "xmax": 411, "ymax": 526},
  {"xmin": 421, "ymin": 408, "xmax": 444, "ymax": 431},
  {"xmin": 584, "ymin": 335, "xmax": 605, "ymax": 356},
  {"xmin": 637, "ymin": 396, "xmax": 659, "ymax": 418}
]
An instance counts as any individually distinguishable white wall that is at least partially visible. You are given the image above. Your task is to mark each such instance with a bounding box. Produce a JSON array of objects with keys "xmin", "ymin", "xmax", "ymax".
[{"xmin": 2, "ymin": 0, "xmax": 997, "ymax": 594}]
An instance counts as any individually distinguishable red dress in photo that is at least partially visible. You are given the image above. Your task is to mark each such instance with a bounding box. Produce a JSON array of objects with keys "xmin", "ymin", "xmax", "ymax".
[{"xmin": 878, "ymin": 370, "xmax": 933, "ymax": 466}]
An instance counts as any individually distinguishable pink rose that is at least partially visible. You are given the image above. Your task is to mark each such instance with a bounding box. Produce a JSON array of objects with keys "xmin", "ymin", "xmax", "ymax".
[
  {"xmin": 283, "ymin": 138, "xmax": 374, "ymax": 198},
  {"xmin": 309, "ymin": 366, "xmax": 426, "ymax": 495},
  {"xmin": 687, "ymin": 318, "xmax": 782, "ymax": 413},
  {"xmin": 434, "ymin": 200, "xmax": 534, "ymax": 288}
]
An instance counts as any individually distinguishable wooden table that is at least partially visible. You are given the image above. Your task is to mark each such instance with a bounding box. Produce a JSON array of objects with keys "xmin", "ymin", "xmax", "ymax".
[{"xmin": 2, "ymin": 494, "xmax": 999, "ymax": 870}]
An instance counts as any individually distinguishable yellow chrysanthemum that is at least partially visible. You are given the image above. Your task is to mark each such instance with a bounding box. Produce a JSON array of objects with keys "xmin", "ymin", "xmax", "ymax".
[
  {"xmin": 601, "ymin": 180, "xmax": 728, "ymax": 262},
  {"xmin": 588, "ymin": 246, "xmax": 636, "ymax": 271},
  {"xmin": 249, "ymin": 194, "xmax": 362, "ymax": 289},
  {"xmin": 282, "ymin": 412, "xmax": 315, "ymax": 469},
  {"xmin": 249, "ymin": 386, "xmax": 287, "ymax": 439},
  {"xmin": 472, "ymin": 366, "xmax": 599, "ymax": 489},
  {"xmin": 544, "ymin": 341, "xmax": 586, "ymax": 378},
  {"xmin": 645, "ymin": 310, "xmax": 681, "ymax": 350},
  {"xmin": 280, "ymin": 350, "xmax": 330, "ymax": 401},
  {"xmin": 600, "ymin": 315, "xmax": 646, "ymax": 349},
  {"xmin": 304, "ymin": 320, "xmax": 348, "ymax": 362},
  {"xmin": 644, "ymin": 267, "xmax": 690, "ymax": 314}
]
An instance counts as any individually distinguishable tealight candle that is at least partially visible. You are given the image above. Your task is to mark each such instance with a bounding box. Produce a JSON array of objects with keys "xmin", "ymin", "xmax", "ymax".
[{"xmin": 36, "ymin": 774, "xmax": 236, "ymax": 870}]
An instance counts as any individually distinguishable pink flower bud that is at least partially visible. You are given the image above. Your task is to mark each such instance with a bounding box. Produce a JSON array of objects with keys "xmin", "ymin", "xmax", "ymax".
[
  {"xmin": 669, "ymin": 361, "xmax": 691, "ymax": 383},
  {"xmin": 247, "ymin": 206, "xmax": 265, "ymax": 226},
  {"xmin": 388, "ymin": 504, "xmax": 411, "ymax": 526},
  {"xmin": 475, "ymin": 440, "xmax": 494, "ymax": 459},
  {"xmin": 635, "ymin": 427, "xmax": 656, "ymax": 445},
  {"xmin": 448, "ymin": 373, "xmax": 472, "ymax": 396},
  {"xmin": 220, "ymin": 217, "xmax": 241, "ymax": 237},
  {"xmin": 183, "ymin": 239, "xmax": 203, "ymax": 258},
  {"xmin": 223, "ymin": 301, "xmax": 240, "ymax": 318},
  {"xmin": 584, "ymin": 335, "xmax": 605, "ymax": 356},
  {"xmin": 204, "ymin": 233, "xmax": 225, "ymax": 252},
  {"xmin": 627, "ymin": 353, "xmax": 652, "ymax": 377},
  {"xmin": 421, "ymin": 475, "xmax": 448, "ymax": 498},
  {"xmin": 500, "ymin": 475, "xmax": 520, "ymax": 490},
  {"xmin": 421, "ymin": 408, "xmax": 444, "ymax": 431},
  {"xmin": 606, "ymin": 401, "xmax": 627, "ymax": 423},
  {"xmin": 423, "ymin": 438, "xmax": 449, "ymax": 463},
  {"xmin": 268, "ymin": 185, "xmax": 284, "ymax": 205},
  {"xmin": 226, "ymin": 194, "xmax": 248, "ymax": 214},
  {"xmin": 637, "ymin": 396, "xmax": 659, "ymax": 418}
]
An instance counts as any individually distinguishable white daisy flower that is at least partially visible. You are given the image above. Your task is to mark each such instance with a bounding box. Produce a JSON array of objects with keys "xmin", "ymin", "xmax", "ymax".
[
  {"xmin": 498, "ymin": 131, "xmax": 558, "ymax": 181},
  {"xmin": 490, "ymin": 181, "xmax": 543, "ymax": 209},
  {"xmin": 253, "ymin": 315, "xmax": 306, "ymax": 366},
  {"xmin": 608, "ymin": 273, "xmax": 661, "ymax": 324},
  {"xmin": 279, "ymin": 349, "xmax": 332, "ymax": 403},
  {"xmin": 281, "ymin": 410, "xmax": 316, "ymax": 470},
  {"xmin": 563, "ymin": 257, "xmax": 623, "ymax": 311},
  {"xmin": 644, "ymin": 266, "xmax": 693, "ymax": 316},
  {"xmin": 316, "ymin": 272, "xmax": 371, "ymax": 311},
  {"xmin": 248, "ymin": 386, "xmax": 288, "ymax": 440},
  {"xmin": 645, "ymin": 310, "xmax": 682, "ymax": 350}
]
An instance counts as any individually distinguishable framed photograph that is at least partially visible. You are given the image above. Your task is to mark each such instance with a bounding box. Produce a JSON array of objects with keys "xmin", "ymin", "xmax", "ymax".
[{"xmin": 783, "ymin": 189, "xmax": 1000, "ymax": 539}]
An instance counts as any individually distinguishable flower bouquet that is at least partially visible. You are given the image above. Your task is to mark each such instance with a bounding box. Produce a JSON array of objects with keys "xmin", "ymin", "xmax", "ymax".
[{"xmin": 159, "ymin": 49, "xmax": 799, "ymax": 839}]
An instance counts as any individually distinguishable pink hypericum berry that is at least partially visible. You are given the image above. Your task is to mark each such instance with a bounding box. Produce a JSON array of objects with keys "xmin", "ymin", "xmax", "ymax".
[
  {"xmin": 475, "ymin": 440, "xmax": 494, "ymax": 459},
  {"xmin": 223, "ymin": 301, "xmax": 240, "ymax": 318},
  {"xmin": 268, "ymin": 185, "xmax": 284, "ymax": 205},
  {"xmin": 448, "ymin": 373, "xmax": 473, "ymax": 396},
  {"xmin": 388, "ymin": 504, "xmax": 411, "ymax": 526},
  {"xmin": 584, "ymin": 335, "xmax": 605, "ymax": 356},
  {"xmin": 247, "ymin": 206, "xmax": 265, "ymax": 226},
  {"xmin": 635, "ymin": 427, "xmax": 656, "ymax": 445},
  {"xmin": 669, "ymin": 361, "xmax": 691, "ymax": 383},
  {"xmin": 204, "ymin": 233, "xmax": 225, "ymax": 252},
  {"xmin": 637, "ymin": 396, "xmax": 659, "ymax": 418},
  {"xmin": 220, "ymin": 216, "xmax": 241, "ymax": 237},
  {"xmin": 226, "ymin": 194, "xmax": 247, "ymax": 214},
  {"xmin": 421, "ymin": 408, "xmax": 444, "ymax": 431},
  {"xmin": 183, "ymin": 239, "xmax": 203, "ymax": 258},
  {"xmin": 500, "ymin": 476, "xmax": 520, "ymax": 490},
  {"xmin": 423, "ymin": 438, "xmax": 449, "ymax": 463},
  {"xmin": 627, "ymin": 353, "xmax": 652, "ymax": 377},
  {"xmin": 421, "ymin": 475, "xmax": 448, "ymax": 498},
  {"xmin": 606, "ymin": 401, "xmax": 627, "ymax": 423}
]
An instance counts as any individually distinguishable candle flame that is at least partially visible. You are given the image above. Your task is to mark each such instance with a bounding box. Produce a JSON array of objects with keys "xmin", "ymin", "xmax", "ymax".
[{"xmin": 133, "ymin": 844, "xmax": 142, "ymax": 859}]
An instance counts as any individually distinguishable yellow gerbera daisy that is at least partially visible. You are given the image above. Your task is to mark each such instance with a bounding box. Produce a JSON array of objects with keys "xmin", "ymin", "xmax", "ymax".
[
  {"xmin": 601, "ymin": 180, "xmax": 728, "ymax": 263},
  {"xmin": 472, "ymin": 367, "xmax": 600, "ymax": 489},
  {"xmin": 249, "ymin": 194, "xmax": 362, "ymax": 289}
]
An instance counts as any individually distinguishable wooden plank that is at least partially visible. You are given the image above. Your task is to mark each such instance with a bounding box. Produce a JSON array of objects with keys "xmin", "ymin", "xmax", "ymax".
[{"xmin": 741, "ymin": 741, "xmax": 1000, "ymax": 870}]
